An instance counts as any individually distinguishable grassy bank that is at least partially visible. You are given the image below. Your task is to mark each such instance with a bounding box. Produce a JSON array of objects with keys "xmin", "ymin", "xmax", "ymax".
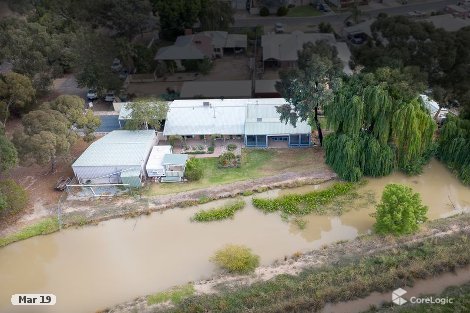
[
  {"xmin": 147, "ymin": 148, "xmax": 326, "ymax": 196},
  {"xmin": 191, "ymin": 200, "xmax": 245, "ymax": 222},
  {"xmin": 159, "ymin": 232, "xmax": 470, "ymax": 313},
  {"xmin": 366, "ymin": 282, "xmax": 470, "ymax": 312},
  {"xmin": 252, "ymin": 181, "xmax": 357, "ymax": 215},
  {"xmin": 0, "ymin": 217, "xmax": 59, "ymax": 247},
  {"xmin": 287, "ymin": 5, "xmax": 322, "ymax": 17},
  {"xmin": 147, "ymin": 284, "xmax": 195, "ymax": 306}
]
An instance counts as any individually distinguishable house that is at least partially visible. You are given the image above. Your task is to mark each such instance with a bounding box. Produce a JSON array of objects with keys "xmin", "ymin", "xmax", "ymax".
[
  {"xmin": 179, "ymin": 80, "xmax": 281, "ymax": 99},
  {"xmin": 163, "ymin": 98, "xmax": 312, "ymax": 148},
  {"xmin": 424, "ymin": 14, "xmax": 470, "ymax": 32},
  {"xmin": 261, "ymin": 31, "xmax": 353, "ymax": 74},
  {"xmin": 72, "ymin": 130, "xmax": 156, "ymax": 188},
  {"xmin": 146, "ymin": 146, "xmax": 189, "ymax": 182},
  {"xmin": 445, "ymin": 4, "xmax": 469, "ymax": 18},
  {"xmin": 154, "ymin": 31, "xmax": 247, "ymax": 71},
  {"xmin": 420, "ymin": 94, "xmax": 448, "ymax": 122}
]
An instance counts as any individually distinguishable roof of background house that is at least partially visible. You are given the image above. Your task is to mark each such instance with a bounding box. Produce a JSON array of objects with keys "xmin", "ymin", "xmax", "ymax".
[
  {"xmin": 72, "ymin": 130, "xmax": 155, "ymax": 167},
  {"xmin": 163, "ymin": 99, "xmax": 247, "ymax": 135},
  {"xmin": 225, "ymin": 34, "xmax": 248, "ymax": 48},
  {"xmin": 261, "ymin": 31, "xmax": 352, "ymax": 74},
  {"xmin": 244, "ymin": 100, "xmax": 311, "ymax": 135},
  {"xmin": 254, "ymin": 80, "xmax": 280, "ymax": 94},
  {"xmin": 162, "ymin": 153, "xmax": 189, "ymax": 165},
  {"xmin": 343, "ymin": 19, "xmax": 375, "ymax": 37},
  {"xmin": 424, "ymin": 14, "xmax": 470, "ymax": 32},
  {"xmin": 180, "ymin": 80, "xmax": 252, "ymax": 98}
]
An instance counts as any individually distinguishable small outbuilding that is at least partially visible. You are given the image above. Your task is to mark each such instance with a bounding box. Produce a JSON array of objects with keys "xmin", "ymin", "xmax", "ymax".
[
  {"xmin": 146, "ymin": 145, "xmax": 173, "ymax": 177},
  {"xmin": 160, "ymin": 154, "xmax": 189, "ymax": 182}
]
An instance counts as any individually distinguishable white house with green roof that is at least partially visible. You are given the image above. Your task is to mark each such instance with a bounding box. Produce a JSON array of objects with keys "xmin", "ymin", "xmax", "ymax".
[{"xmin": 72, "ymin": 130, "xmax": 156, "ymax": 187}]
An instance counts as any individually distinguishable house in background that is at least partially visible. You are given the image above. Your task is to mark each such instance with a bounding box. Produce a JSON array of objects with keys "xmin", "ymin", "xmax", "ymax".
[
  {"xmin": 261, "ymin": 31, "xmax": 353, "ymax": 75},
  {"xmin": 163, "ymin": 98, "xmax": 311, "ymax": 148},
  {"xmin": 72, "ymin": 130, "xmax": 156, "ymax": 188},
  {"xmin": 154, "ymin": 31, "xmax": 247, "ymax": 71},
  {"xmin": 424, "ymin": 14, "xmax": 470, "ymax": 32}
]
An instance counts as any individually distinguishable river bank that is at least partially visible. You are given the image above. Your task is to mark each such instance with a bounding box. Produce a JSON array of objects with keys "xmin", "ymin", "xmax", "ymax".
[{"xmin": 106, "ymin": 213, "xmax": 470, "ymax": 313}]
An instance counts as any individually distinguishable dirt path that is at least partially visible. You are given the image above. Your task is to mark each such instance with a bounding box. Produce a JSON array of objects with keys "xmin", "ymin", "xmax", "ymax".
[
  {"xmin": 106, "ymin": 213, "xmax": 470, "ymax": 313},
  {"xmin": 61, "ymin": 169, "xmax": 337, "ymax": 226}
]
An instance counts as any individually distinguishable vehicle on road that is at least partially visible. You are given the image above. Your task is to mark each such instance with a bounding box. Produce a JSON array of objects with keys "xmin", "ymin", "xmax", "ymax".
[
  {"xmin": 275, "ymin": 22, "xmax": 284, "ymax": 33},
  {"xmin": 408, "ymin": 10, "xmax": 426, "ymax": 17},
  {"xmin": 104, "ymin": 91, "xmax": 115, "ymax": 102},
  {"xmin": 87, "ymin": 89, "xmax": 98, "ymax": 100}
]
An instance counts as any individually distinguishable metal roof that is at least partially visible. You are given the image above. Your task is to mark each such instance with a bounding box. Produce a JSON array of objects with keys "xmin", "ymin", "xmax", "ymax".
[
  {"xmin": 424, "ymin": 14, "xmax": 470, "ymax": 32},
  {"xmin": 180, "ymin": 80, "xmax": 252, "ymax": 98},
  {"xmin": 163, "ymin": 99, "xmax": 247, "ymax": 135},
  {"xmin": 146, "ymin": 145, "xmax": 172, "ymax": 171},
  {"xmin": 162, "ymin": 154, "xmax": 189, "ymax": 165},
  {"xmin": 245, "ymin": 101, "xmax": 311, "ymax": 135},
  {"xmin": 72, "ymin": 130, "xmax": 155, "ymax": 167}
]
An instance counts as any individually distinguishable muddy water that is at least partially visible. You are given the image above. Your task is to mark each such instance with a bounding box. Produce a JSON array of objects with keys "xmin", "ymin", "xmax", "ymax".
[
  {"xmin": 0, "ymin": 159, "xmax": 469, "ymax": 313},
  {"xmin": 322, "ymin": 266, "xmax": 470, "ymax": 313}
]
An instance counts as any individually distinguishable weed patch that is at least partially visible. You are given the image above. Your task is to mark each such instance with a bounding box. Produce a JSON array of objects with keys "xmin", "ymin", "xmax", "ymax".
[
  {"xmin": 191, "ymin": 200, "xmax": 245, "ymax": 222},
  {"xmin": 147, "ymin": 284, "xmax": 194, "ymax": 305},
  {"xmin": 0, "ymin": 218, "xmax": 59, "ymax": 248}
]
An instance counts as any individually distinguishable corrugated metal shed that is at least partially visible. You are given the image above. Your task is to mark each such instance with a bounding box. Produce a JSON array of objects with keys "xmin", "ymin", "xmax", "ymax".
[
  {"xmin": 72, "ymin": 130, "xmax": 156, "ymax": 167},
  {"xmin": 163, "ymin": 99, "xmax": 247, "ymax": 136},
  {"xmin": 245, "ymin": 101, "xmax": 311, "ymax": 135}
]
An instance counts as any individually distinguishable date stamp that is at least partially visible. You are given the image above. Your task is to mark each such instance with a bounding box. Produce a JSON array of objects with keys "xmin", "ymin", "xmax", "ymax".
[{"xmin": 11, "ymin": 294, "xmax": 56, "ymax": 306}]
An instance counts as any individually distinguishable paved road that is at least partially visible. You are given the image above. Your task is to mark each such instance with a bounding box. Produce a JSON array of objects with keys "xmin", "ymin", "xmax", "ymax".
[{"xmin": 233, "ymin": 0, "xmax": 458, "ymax": 27}]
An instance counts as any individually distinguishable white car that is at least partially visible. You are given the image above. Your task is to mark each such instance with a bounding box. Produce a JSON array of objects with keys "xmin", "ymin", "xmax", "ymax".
[
  {"xmin": 111, "ymin": 58, "xmax": 122, "ymax": 72},
  {"xmin": 275, "ymin": 23, "xmax": 284, "ymax": 33},
  {"xmin": 104, "ymin": 91, "xmax": 115, "ymax": 102},
  {"xmin": 408, "ymin": 10, "xmax": 425, "ymax": 17},
  {"xmin": 86, "ymin": 89, "xmax": 98, "ymax": 100}
]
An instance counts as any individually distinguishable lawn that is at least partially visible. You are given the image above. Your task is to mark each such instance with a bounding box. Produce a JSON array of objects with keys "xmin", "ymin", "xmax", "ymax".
[
  {"xmin": 147, "ymin": 148, "xmax": 326, "ymax": 195},
  {"xmin": 287, "ymin": 5, "xmax": 322, "ymax": 17}
]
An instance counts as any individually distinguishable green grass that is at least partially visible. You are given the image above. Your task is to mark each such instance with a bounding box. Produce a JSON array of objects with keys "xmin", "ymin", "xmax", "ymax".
[
  {"xmin": 147, "ymin": 284, "xmax": 195, "ymax": 305},
  {"xmin": 191, "ymin": 200, "xmax": 245, "ymax": 222},
  {"xmin": 287, "ymin": 5, "xmax": 322, "ymax": 17},
  {"xmin": 148, "ymin": 148, "xmax": 325, "ymax": 196},
  {"xmin": 252, "ymin": 182, "xmax": 357, "ymax": 216},
  {"xmin": 163, "ymin": 233, "xmax": 470, "ymax": 313},
  {"xmin": 0, "ymin": 217, "xmax": 60, "ymax": 248}
]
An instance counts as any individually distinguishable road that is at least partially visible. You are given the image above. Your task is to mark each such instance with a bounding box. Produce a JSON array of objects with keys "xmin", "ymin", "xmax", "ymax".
[{"xmin": 233, "ymin": 0, "xmax": 458, "ymax": 27}]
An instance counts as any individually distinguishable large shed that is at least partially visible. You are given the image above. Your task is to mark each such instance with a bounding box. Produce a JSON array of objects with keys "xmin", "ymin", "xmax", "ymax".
[{"xmin": 72, "ymin": 130, "xmax": 156, "ymax": 187}]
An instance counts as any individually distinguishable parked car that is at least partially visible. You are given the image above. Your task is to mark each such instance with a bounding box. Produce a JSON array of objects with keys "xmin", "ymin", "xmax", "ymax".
[
  {"xmin": 275, "ymin": 23, "xmax": 284, "ymax": 33},
  {"xmin": 111, "ymin": 58, "xmax": 122, "ymax": 72},
  {"xmin": 348, "ymin": 32, "xmax": 368, "ymax": 45},
  {"xmin": 118, "ymin": 69, "xmax": 129, "ymax": 80},
  {"xmin": 86, "ymin": 89, "xmax": 98, "ymax": 100},
  {"xmin": 104, "ymin": 91, "xmax": 115, "ymax": 102},
  {"xmin": 408, "ymin": 10, "xmax": 426, "ymax": 17}
]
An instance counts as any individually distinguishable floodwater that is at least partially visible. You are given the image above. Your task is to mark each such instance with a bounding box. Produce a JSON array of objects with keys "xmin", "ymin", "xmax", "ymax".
[{"xmin": 0, "ymin": 159, "xmax": 469, "ymax": 313}]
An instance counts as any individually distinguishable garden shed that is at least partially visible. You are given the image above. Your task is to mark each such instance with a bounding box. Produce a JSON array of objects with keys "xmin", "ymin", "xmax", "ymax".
[
  {"xmin": 146, "ymin": 145, "xmax": 173, "ymax": 177},
  {"xmin": 72, "ymin": 130, "xmax": 156, "ymax": 187}
]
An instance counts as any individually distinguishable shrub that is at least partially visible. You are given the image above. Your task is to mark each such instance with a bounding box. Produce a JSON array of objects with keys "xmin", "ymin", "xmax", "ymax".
[
  {"xmin": 227, "ymin": 143, "xmax": 237, "ymax": 151},
  {"xmin": 185, "ymin": 158, "xmax": 203, "ymax": 181},
  {"xmin": 259, "ymin": 6, "xmax": 269, "ymax": 16},
  {"xmin": 375, "ymin": 184, "xmax": 428, "ymax": 235},
  {"xmin": 277, "ymin": 6, "xmax": 289, "ymax": 16},
  {"xmin": 0, "ymin": 179, "xmax": 28, "ymax": 217},
  {"xmin": 192, "ymin": 200, "xmax": 245, "ymax": 222},
  {"xmin": 168, "ymin": 135, "xmax": 183, "ymax": 147},
  {"xmin": 319, "ymin": 22, "xmax": 334, "ymax": 33},
  {"xmin": 211, "ymin": 244, "xmax": 260, "ymax": 274},
  {"xmin": 208, "ymin": 145, "xmax": 215, "ymax": 153},
  {"xmin": 218, "ymin": 151, "xmax": 240, "ymax": 168}
]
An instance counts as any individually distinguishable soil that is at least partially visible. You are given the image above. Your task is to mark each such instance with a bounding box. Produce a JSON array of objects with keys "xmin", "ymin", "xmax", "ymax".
[{"xmin": 106, "ymin": 213, "xmax": 470, "ymax": 313}]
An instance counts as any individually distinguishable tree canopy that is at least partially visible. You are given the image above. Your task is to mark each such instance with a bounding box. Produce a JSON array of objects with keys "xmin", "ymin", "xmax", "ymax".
[
  {"xmin": 276, "ymin": 41, "xmax": 343, "ymax": 146},
  {"xmin": 123, "ymin": 98, "xmax": 169, "ymax": 130},
  {"xmin": 0, "ymin": 72, "xmax": 35, "ymax": 127},
  {"xmin": 374, "ymin": 184, "xmax": 428, "ymax": 235},
  {"xmin": 0, "ymin": 133, "xmax": 18, "ymax": 174},
  {"xmin": 323, "ymin": 67, "xmax": 435, "ymax": 181}
]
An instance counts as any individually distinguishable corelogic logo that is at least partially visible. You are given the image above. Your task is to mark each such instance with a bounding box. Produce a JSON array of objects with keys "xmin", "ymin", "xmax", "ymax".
[{"xmin": 392, "ymin": 288, "xmax": 408, "ymax": 305}]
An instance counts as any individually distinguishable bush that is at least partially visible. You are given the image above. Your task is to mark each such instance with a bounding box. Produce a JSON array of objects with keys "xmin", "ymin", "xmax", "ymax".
[
  {"xmin": 208, "ymin": 145, "xmax": 215, "ymax": 153},
  {"xmin": 227, "ymin": 143, "xmax": 237, "ymax": 151},
  {"xmin": 185, "ymin": 158, "xmax": 204, "ymax": 181},
  {"xmin": 218, "ymin": 151, "xmax": 240, "ymax": 168},
  {"xmin": 192, "ymin": 200, "xmax": 245, "ymax": 222},
  {"xmin": 319, "ymin": 22, "xmax": 334, "ymax": 33},
  {"xmin": 168, "ymin": 135, "xmax": 183, "ymax": 147},
  {"xmin": 277, "ymin": 6, "xmax": 289, "ymax": 16},
  {"xmin": 259, "ymin": 6, "xmax": 269, "ymax": 16},
  {"xmin": 0, "ymin": 179, "xmax": 28, "ymax": 217},
  {"xmin": 375, "ymin": 184, "xmax": 428, "ymax": 235},
  {"xmin": 211, "ymin": 244, "xmax": 260, "ymax": 274}
]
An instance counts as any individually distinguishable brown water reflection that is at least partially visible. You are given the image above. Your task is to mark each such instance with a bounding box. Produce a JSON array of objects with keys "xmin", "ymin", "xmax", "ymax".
[{"xmin": 0, "ymin": 159, "xmax": 468, "ymax": 313}]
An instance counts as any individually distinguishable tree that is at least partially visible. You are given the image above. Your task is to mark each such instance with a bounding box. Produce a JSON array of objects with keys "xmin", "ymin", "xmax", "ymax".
[
  {"xmin": 153, "ymin": 0, "xmax": 203, "ymax": 39},
  {"xmin": 105, "ymin": 0, "xmax": 154, "ymax": 40},
  {"xmin": 0, "ymin": 134, "xmax": 18, "ymax": 173},
  {"xmin": 12, "ymin": 109, "xmax": 77, "ymax": 172},
  {"xmin": 318, "ymin": 22, "xmax": 334, "ymax": 34},
  {"xmin": 185, "ymin": 158, "xmax": 203, "ymax": 181},
  {"xmin": 276, "ymin": 41, "xmax": 343, "ymax": 146},
  {"xmin": 42, "ymin": 95, "xmax": 101, "ymax": 135},
  {"xmin": 0, "ymin": 72, "xmax": 35, "ymax": 127},
  {"xmin": 374, "ymin": 184, "xmax": 428, "ymax": 235},
  {"xmin": 0, "ymin": 179, "xmax": 28, "ymax": 217},
  {"xmin": 123, "ymin": 98, "xmax": 168, "ymax": 130},
  {"xmin": 210, "ymin": 244, "xmax": 259, "ymax": 274},
  {"xmin": 199, "ymin": 0, "xmax": 234, "ymax": 31},
  {"xmin": 323, "ymin": 68, "xmax": 435, "ymax": 181}
]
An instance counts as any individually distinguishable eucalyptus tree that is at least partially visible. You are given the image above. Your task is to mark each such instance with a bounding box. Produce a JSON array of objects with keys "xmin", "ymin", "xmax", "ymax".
[
  {"xmin": 324, "ymin": 68, "xmax": 436, "ymax": 181},
  {"xmin": 124, "ymin": 97, "xmax": 169, "ymax": 130},
  {"xmin": 276, "ymin": 41, "xmax": 343, "ymax": 146}
]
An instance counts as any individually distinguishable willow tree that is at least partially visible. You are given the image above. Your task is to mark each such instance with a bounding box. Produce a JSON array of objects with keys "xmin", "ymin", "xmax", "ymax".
[
  {"xmin": 276, "ymin": 40, "xmax": 343, "ymax": 146},
  {"xmin": 324, "ymin": 69, "xmax": 436, "ymax": 181}
]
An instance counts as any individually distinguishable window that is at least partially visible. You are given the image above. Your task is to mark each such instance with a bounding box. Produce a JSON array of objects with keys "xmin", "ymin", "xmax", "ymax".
[
  {"xmin": 256, "ymin": 135, "xmax": 267, "ymax": 146},
  {"xmin": 246, "ymin": 135, "xmax": 256, "ymax": 146},
  {"xmin": 300, "ymin": 134, "xmax": 310, "ymax": 145}
]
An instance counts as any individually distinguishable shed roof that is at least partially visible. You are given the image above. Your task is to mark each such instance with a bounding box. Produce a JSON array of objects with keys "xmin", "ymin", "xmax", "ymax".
[
  {"xmin": 163, "ymin": 99, "xmax": 247, "ymax": 135},
  {"xmin": 162, "ymin": 154, "xmax": 189, "ymax": 165},
  {"xmin": 72, "ymin": 130, "xmax": 155, "ymax": 167},
  {"xmin": 146, "ymin": 145, "xmax": 172, "ymax": 171}
]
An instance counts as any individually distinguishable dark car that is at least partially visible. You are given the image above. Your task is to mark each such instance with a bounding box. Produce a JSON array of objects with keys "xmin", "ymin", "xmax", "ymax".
[{"xmin": 348, "ymin": 32, "xmax": 368, "ymax": 44}]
